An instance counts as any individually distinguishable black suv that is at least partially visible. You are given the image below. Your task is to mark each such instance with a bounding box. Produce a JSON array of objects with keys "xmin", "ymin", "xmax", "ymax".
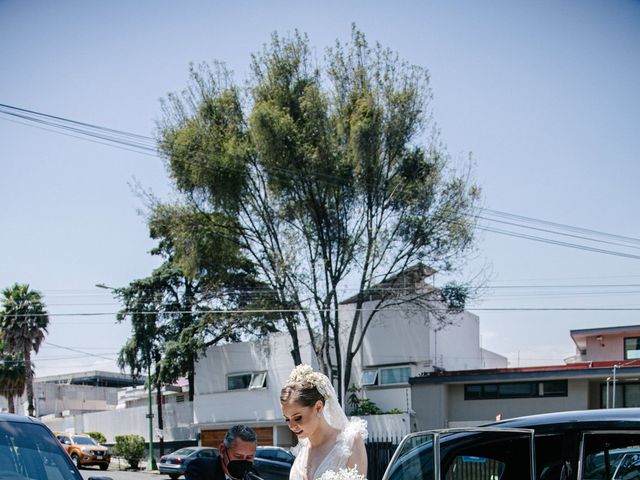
[{"xmin": 383, "ymin": 408, "xmax": 640, "ymax": 480}]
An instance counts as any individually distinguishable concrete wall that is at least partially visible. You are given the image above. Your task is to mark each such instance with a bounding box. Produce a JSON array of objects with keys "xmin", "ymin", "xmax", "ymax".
[
  {"xmin": 584, "ymin": 335, "xmax": 626, "ymax": 361},
  {"xmin": 446, "ymin": 379, "xmax": 590, "ymax": 424},
  {"xmin": 345, "ymin": 302, "xmax": 495, "ymax": 373},
  {"xmin": 411, "ymin": 384, "xmax": 448, "ymax": 430},
  {"xmin": 42, "ymin": 401, "xmax": 195, "ymax": 443},
  {"xmin": 364, "ymin": 386, "xmax": 411, "ymax": 413},
  {"xmin": 0, "ymin": 383, "xmax": 119, "ymax": 416},
  {"xmin": 360, "ymin": 413, "xmax": 412, "ymax": 440},
  {"xmin": 481, "ymin": 349, "xmax": 509, "ymax": 369}
]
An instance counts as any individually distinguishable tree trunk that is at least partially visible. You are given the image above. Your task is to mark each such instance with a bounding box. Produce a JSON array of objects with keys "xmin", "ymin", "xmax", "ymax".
[
  {"xmin": 287, "ymin": 321, "xmax": 302, "ymax": 366},
  {"xmin": 188, "ymin": 353, "xmax": 195, "ymax": 402},
  {"xmin": 7, "ymin": 395, "xmax": 15, "ymax": 414},
  {"xmin": 25, "ymin": 350, "xmax": 35, "ymax": 417}
]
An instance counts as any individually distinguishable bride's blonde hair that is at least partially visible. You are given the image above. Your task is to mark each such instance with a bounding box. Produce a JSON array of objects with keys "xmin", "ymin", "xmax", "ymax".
[
  {"xmin": 280, "ymin": 364, "xmax": 330, "ymax": 407},
  {"xmin": 280, "ymin": 382, "xmax": 325, "ymax": 407}
]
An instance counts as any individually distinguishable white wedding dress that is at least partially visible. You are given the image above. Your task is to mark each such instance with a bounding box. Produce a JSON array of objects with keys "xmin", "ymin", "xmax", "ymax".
[{"xmin": 289, "ymin": 417, "xmax": 368, "ymax": 480}]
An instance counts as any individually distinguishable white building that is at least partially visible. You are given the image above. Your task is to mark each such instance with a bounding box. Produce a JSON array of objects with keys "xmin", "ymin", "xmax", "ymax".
[
  {"xmin": 193, "ymin": 330, "xmax": 317, "ymax": 448},
  {"xmin": 338, "ymin": 265, "xmax": 506, "ymax": 435}
]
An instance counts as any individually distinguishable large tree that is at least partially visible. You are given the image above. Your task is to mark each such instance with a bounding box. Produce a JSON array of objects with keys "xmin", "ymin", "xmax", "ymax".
[
  {"xmin": 157, "ymin": 27, "xmax": 479, "ymax": 401},
  {"xmin": 113, "ymin": 205, "xmax": 276, "ymax": 452},
  {"xmin": 0, "ymin": 283, "xmax": 49, "ymax": 416}
]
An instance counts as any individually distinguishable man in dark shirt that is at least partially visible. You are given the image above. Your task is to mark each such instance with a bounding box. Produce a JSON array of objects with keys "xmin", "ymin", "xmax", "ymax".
[{"xmin": 186, "ymin": 425, "xmax": 260, "ymax": 480}]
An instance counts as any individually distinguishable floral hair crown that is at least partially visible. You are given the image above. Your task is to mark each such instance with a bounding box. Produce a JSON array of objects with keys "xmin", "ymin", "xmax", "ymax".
[{"xmin": 288, "ymin": 364, "xmax": 331, "ymax": 400}]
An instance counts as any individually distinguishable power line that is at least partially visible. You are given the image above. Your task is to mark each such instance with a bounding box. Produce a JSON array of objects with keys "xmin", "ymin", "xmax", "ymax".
[
  {"xmin": 4, "ymin": 102, "xmax": 640, "ymax": 261},
  {"xmin": 3, "ymin": 306, "xmax": 640, "ymax": 318},
  {"xmin": 43, "ymin": 341, "xmax": 119, "ymax": 361},
  {"xmin": 482, "ymin": 208, "xmax": 640, "ymax": 245}
]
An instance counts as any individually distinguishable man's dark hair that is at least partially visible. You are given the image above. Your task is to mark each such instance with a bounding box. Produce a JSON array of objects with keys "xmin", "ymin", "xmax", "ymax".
[{"xmin": 224, "ymin": 425, "xmax": 257, "ymax": 448}]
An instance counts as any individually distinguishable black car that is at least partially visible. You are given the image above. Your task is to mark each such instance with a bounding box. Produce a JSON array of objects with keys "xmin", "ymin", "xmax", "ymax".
[
  {"xmin": 0, "ymin": 413, "xmax": 109, "ymax": 480},
  {"xmin": 383, "ymin": 408, "xmax": 640, "ymax": 480},
  {"xmin": 159, "ymin": 446, "xmax": 219, "ymax": 479},
  {"xmin": 254, "ymin": 446, "xmax": 295, "ymax": 480}
]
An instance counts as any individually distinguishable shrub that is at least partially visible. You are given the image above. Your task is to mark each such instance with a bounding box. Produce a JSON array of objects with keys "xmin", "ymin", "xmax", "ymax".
[
  {"xmin": 112, "ymin": 434, "xmax": 145, "ymax": 470},
  {"xmin": 85, "ymin": 431, "xmax": 107, "ymax": 445},
  {"xmin": 347, "ymin": 384, "xmax": 383, "ymax": 415},
  {"xmin": 385, "ymin": 408, "xmax": 405, "ymax": 414}
]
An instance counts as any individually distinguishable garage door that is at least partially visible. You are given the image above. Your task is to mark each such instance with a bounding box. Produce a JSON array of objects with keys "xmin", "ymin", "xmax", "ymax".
[{"xmin": 201, "ymin": 427, "xmax": 274, "ymax": 448}]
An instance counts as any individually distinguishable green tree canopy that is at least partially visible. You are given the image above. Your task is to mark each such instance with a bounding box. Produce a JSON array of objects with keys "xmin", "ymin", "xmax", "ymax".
[
  {"xmin": 0, "ymin": 283, "xmax": 49, "ymax": 416},
  {"xmin": 156, "ymin": 26, "xmax": 479, "ymax": 399}
]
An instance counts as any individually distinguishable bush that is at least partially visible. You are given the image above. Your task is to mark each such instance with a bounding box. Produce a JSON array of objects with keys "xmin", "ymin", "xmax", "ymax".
[
  {"xmin": 85, "ymin": 431, "xmax": 107, "ymax": 445},
  {"xmin": 347, "ymin": 384, "xmax": 383, "ymax": 415},
  {"xmin": 112, "ymin": 434, "xmax": 145, "ymax": 470}
]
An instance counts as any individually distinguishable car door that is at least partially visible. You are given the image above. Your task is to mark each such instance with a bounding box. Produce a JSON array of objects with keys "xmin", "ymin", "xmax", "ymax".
[
  {"xmin": 383, "ymin": 428, "xmax": 536, "ymax": 480},
  {"xmin": 579, "ymin": 430, "xmax": 640, "ymax": 480}
]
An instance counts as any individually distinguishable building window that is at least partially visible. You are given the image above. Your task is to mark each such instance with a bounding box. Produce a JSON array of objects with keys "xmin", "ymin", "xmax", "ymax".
[
  {"xmin": 227, "ymin": 372, "xmax": 267, "ymax": 391},
  {"xmin": 464, "ymin": 380, "xmax": 568, "ymax": 400},
  {"xmin": 380, "ymin": 367, "xmax": 411, "ymax": 385},
  {"xmin": 600, "ymin": 382, "xmax": 640, "ymax": 408},
  {"xmin": 361, "ymin": 366, "xmax": 411, "ymax": 386},
  {"xmin": 361, "ymin": 370, "xmax": 378, "ymax": 386},
  {"xmin": 624, "ymin": 337, "xmax": 640, "ymax": 360}
]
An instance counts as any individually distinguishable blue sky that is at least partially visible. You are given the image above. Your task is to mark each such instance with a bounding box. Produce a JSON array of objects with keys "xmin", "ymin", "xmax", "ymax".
[{"xmin": 1, "ymin": 0, "xmax": 639, "ymax": 376}]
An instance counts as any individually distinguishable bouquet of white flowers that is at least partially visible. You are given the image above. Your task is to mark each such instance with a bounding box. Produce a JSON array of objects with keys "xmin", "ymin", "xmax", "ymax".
[{"xmin": 317, "ymin": 468, "xmax": 366, "ymax": 480}]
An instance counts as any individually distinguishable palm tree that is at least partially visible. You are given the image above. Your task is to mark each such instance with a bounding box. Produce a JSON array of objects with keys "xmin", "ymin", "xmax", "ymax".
[
  {"xmin": 0, "ymin": 284, "xmax": 49, "ymax": 416},
  {"xmin": 0, "ymin": 339, "xmax": 26, "ymax": 413}
]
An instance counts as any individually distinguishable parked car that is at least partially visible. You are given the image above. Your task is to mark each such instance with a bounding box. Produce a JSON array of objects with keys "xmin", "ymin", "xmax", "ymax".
[
  {"xmin": 0, "ymin": 413, "xmax": 110, "ymax": 480},
  {"xmin": 54, "ymin": 431, "xmax": 111, "ymax": 470},
  {"xmin": 254, "ymin": 446, "xmax": 295, "ymax": 480},
  {"xmin": 159, "ymin": 446, "xmax": 219, "ymax": 479},
  {"xmin": 382, "ymin": 408, "xmax": 640, "ymax": 480}
]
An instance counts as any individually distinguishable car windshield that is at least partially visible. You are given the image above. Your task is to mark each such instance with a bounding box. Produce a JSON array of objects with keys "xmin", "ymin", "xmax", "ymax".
[
  {"xmin": 72, "ymin": 436, "xmax": 97, "ymax": 445},
  {"xmin": 0, "ymin": 421, "xmax": 83, "ymax": 480}
]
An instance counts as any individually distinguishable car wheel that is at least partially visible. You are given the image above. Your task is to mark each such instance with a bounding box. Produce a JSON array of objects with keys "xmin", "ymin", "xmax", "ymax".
[
  {"xmin": 71, "ymin": 454, "xmax": 81, "ymax": 469},
  {"xmin": 99, "ymin": 464, "xmax": 108, "ymax": 471},
  {"xmin": 169, "ymin": 475, "xmax": 180, "ymax": 480}
]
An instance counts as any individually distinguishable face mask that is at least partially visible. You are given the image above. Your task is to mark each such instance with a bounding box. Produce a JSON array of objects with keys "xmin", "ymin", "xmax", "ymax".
[{"xmin": 224, "ymin": 450, "xmax": 253, "ymax": 479}]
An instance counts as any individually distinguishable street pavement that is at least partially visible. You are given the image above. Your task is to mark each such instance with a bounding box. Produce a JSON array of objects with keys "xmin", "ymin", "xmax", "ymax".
[{"xmin": 80, "ymin": 466, "xmax": 169, "ymax": 480}]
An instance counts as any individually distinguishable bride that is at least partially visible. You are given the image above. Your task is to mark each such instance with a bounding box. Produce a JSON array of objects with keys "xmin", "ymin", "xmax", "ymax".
[{"xmin": 280, "ymin": 365, "xmax": 368, "ymax": 480}]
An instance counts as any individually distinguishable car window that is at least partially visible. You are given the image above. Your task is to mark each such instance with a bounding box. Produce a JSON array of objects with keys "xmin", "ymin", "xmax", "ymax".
[
  {"xmin": 443, "ymin": 456, "xmax": 505, "ymax": 480},
  {"xmin": 56, "ymin": 436, "xmax": 71, "ymax": 445},
  {"xmin": 72, "ymin": 436, "xmax": 96, "ymax": 446},
  {"xmin": 384, "ymin": 430, "xmax": 534, "ymax": 480},
  {"xmin": 199, "ymin": 449, "xmax": 216, "ymax": 458},
  {"xmin": 276, "ymin": 450, "xmax": 292, "ymax": 462},
  {"xmin": 0, "ymin": 421, "xmax": 83, "ymax": 480},
  {"xmin": 581, "ymin": 432, "xmax": 640, "ymax": 480},
  {"xmin": 258, "ymin": 449, "xmax": 276, "ymax": 461},
  {"xmin": 175, "ymin": 448, "xmax": 196, "ymax": 456},
  {"xmin": 535, "ymin": 434, "xmax": 565, "ymax": 480},
  {"xmin": 385, "ymin": 432, "xmax": 436, "ymax": 480}
]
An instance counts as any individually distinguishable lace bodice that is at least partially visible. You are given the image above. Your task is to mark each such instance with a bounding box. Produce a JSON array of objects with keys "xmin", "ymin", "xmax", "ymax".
[{"xmin": 289, "ymin": 418, "xmax": 367, "ymax": 480}]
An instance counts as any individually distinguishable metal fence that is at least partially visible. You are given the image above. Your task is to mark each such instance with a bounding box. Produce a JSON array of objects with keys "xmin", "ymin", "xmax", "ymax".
[{"xmin": 366, "ymin": 435, "xmax": 402, "ymax": 480}]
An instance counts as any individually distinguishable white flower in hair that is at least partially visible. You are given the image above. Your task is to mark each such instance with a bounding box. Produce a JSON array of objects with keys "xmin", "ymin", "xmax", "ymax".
[
  {"xmin": 317, "ymin": 467, "xmax": 366, "ymax": 480},
  {"xmin": 288, "ymin": 364, "xmax": 332, "ymax": 400}
]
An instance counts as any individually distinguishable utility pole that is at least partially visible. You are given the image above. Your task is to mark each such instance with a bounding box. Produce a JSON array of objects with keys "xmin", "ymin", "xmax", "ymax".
[
  {"xmin": 146, "ymin": 360, "xmax": 156, "ymax": 471},
  {"xmin": 612, "ymin": 364, "xmax": 619, "ymax": 408},
  {"xmin": 96, "ymin": 283, "xmax": 156, "ymax": 469}
]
